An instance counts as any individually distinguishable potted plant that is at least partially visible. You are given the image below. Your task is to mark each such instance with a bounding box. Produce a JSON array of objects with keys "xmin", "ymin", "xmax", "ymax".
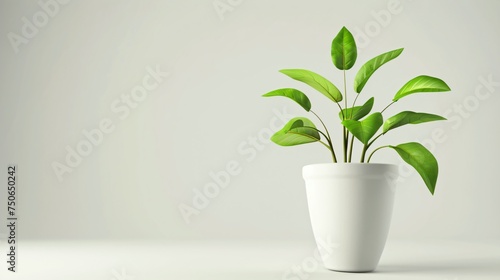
[{"xmin": 262, "ymin": 27, "xmax": 451, "ymax": 272}]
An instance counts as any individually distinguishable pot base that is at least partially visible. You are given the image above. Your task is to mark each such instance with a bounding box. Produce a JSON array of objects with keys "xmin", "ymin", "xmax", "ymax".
[{"xmin": 326, "ymin": 268, "xmax": 375, "ymax": 273}]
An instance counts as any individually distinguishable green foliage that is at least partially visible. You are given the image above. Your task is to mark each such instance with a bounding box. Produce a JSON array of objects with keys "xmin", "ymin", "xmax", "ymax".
[
  {"xmin": 342, "ymin": 112, "xmax": 383, "ymax": 145},
  {"xmin": 393, "ymin": 75, "xmax": 451, "ymax": 101},
  {"xmin": 339, "ymin": 97, "xmax": 374, "ymax": 121},
  {"xmin": 383, "ymin": 111, "xmax": 446, "ymax": 134},
  {"xmin": 331, "ymin": 26, "xmax": 357, "ymax": 70},
  {"xmin": 388, "ymin": 143, "xmax": 438, "ymax": 194},
  {"xmin": 262, "ymin": 88, "xmax": 311, "ymax": 111},
  {"xmin": 271, "ymin": 117, "xmax": 320, "ymax": 146},
  {"xmin": 354, "ymin": 48, "xmax": 404, "ymax": 93},
  {"xmin": 280, "ymin": 69, "xmax": 343, "ymax": 103},
  {"xmin": 263, "ymin": 27, "xmax": 452, "ymax": 195}
]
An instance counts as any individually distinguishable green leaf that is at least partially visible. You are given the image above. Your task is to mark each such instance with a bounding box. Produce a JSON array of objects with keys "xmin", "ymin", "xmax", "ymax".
[
  {"xmin": 262, "ymin": 88, "xmax": 312, "ymax": 112},
  {"xmin": 280, "ymin": 69, "xmax": 343, "ymax": 103},
  {"xmin": 271, "ymin": 117, "xmax": 320, "ymax": 146},
  {"xmin": 389, "ymin": 142, "xmax": 438, "ymax": 194},
  {"xmin": 342, "ymin": 112, "xmax": 383, "ymax": 144},
  {"xmin": 353, "ymin": 48, "xmax": 404, "ymax": 93},
  {"xmin": 331, "ymin": 26, "xmax": 357, "ymax": 70},
  {"xmin": 383, "ymin": 111, "xmax": 446, "ymax": 134},
  {"xmin": 339, "ymin": 97, "xmax": 374, "ymax": 121},
  {"xmin": 393, "ymin": 75, "xmax": 451, "ymax": 101}
]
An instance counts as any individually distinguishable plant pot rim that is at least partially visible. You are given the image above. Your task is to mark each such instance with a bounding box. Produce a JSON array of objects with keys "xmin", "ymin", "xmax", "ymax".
[
  {"xmin": 304, "ymin": 162, "xmax": 397, "ymax": 168},
  {"xmin": 303, "ymin": 163, "xmax": 398, "ymax": 179}
]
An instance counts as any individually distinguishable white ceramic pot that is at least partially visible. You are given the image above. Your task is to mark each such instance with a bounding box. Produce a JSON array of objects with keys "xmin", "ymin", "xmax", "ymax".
[{"xmin": 302, "ymin": 163, "xmax": 398, "ymax": 272}]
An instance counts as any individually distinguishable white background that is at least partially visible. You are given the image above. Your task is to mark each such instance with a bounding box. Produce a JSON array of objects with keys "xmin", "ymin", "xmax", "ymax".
[{"xmin": 0, "ymin": 0, "xmax": 499, "ymax": 260}]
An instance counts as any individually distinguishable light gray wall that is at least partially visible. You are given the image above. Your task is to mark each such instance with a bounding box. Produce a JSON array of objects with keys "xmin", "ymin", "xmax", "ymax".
[{"xmin": 1, "ymin": 0, "xmax": 499, "ymax": 241}]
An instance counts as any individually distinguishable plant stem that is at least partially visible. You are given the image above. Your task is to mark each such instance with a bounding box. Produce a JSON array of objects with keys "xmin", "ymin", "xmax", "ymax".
[
  {"xmin": 367, "ymin": 145, "xmax": 390, "ymax": 163},
  {"xmin": 310, "ymin": 110, "xmax": 337, "ymax": 163},
  {"xmin": 319, "ymin": 140, "xmax": 334, "ymax": 151},
  {"xmin": 367, "ymin": 133, "xmax": 384, "ymax": 148},
  {"xmin": 343, "ymin": 69, "xmax": 348, "ymax": 163},
  {"xmin": 328, "ymin": 138, "xmax": 337, "ymax": 163},
  {"xmin": 343, "ymin": 69, "xmax": 347, "ymax": 114},
  {"xmin": 381, "ymin": 101, "xmax": 396, "ymax": 114},
  {"xmin": 361, "ymin": 133, "xmax": 384, "ymax": 163},
  {"xmin": 348, "ymin": 134, "xmax": 355, "ymax": 162},
  {"xmin": 343, "ymin": 128, "xmax": 348, "ymax": 162},
  {"xmin": 350, "ymin": 94, "xmax": 360, "ymax": 119},
  {"xmin": 307, "ymin": 126, "xmax": 337, "ymax": 163},
  {"xmin": 360, "ymin": 144, "xmax": 368, "ymax": 163},
  {"xmin": 337, "ymin": 103, "xmax": 345, "ymax": 120},
  {"xmin": 311, "ymin": 110, "xmax": 331, "ymax": 141}
]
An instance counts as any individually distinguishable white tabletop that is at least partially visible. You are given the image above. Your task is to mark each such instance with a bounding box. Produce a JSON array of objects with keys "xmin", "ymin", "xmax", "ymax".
[{"xmin": 1, "ymin": 239, "xmax": 499, "ymax": 280}]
